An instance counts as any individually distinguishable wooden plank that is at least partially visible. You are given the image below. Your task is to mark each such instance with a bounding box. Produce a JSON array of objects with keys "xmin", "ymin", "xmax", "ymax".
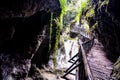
[{"xmin": 79, "ymin": 39, "xmax": 94, "ymax": 80}]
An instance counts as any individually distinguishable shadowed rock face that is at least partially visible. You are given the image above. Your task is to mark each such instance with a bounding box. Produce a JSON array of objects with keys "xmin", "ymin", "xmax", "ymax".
[
  {"xmin": 95, "ymin": 0, "xmax": 120, "ymax": 62},
  {"xmin": 0, "ymin": 11, "xmax": 51, "ymax": 79},
  {"xmin": 0, "ymin": 0, "xmax": 60, "ymax": 18},
  {"xmin": 82, "ymin": 0, "xmax": 120, "ymax": 79},
  {"xmin": 82, "ymin": 0, "xmax": 120, "ymax": 62},
  {"xmin": 0, "ymin": 0, "xmax": 60, "ymax": 79}
]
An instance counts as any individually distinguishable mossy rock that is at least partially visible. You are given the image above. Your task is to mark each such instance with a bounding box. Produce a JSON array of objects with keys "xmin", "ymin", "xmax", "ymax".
[
  {"xmin": 112, "ymin": 56, "xmax": 120, "ymax": 79},
  {"xmin": 85, "ymin": 8, "xmax": 95, "ymax": 19}
]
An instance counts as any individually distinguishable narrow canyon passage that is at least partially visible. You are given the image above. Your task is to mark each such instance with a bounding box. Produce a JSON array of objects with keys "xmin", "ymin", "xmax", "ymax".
[{"xmin": 0, "ymin": 0, "xmax": 120, "ymax": 80}]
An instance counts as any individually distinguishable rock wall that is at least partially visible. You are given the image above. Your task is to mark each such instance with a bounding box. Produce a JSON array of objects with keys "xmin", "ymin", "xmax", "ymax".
[
  {"xmin": 0, "ymin": 10, "xmax": 51, "ymax": 80},
  {"xmin": 81, "ymin": 0, "xmax": 120, "ymax": 79},
  {"xmin": 0, "ymin": 0, "xmax": 61, "ymax": 79},
  {"xmin": 0, "ymin": 0, "xmax": 60, "ymax": 18}
]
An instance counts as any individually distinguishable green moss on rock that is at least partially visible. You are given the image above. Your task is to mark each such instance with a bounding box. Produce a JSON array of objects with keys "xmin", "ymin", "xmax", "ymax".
[
  {"xmin": 85, "ymin": 8, "xmax": 94, "ymax": 19},
  {"xmin": 112, "ymin": 56, "xmax": 120, "ymax": 79}
]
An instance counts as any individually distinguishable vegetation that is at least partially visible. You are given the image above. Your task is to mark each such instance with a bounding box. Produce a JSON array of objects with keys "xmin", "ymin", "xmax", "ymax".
[
  {"xmin": 49, "ymin": 12, "xmax": 53, "ymax": 52},
  {"xmin": 75, "ymin": 0, "xmax": 89, "ymax": 22},
  {"xmin": 58, "ymin": 0, "xmax": 89, "ymax": 29},
  {"xmin": 80, "ymin": 0, "xmax": 97, "ymax": 34},
  {"xmin": 53, "ymin": 22, "xmax": 60, "ymax": 68},
  {"xmin": 91, "ymin": 22, "xmax": 98, "ymax": 31},
  {"xmin": 59, "ymin": 0, "xmax": 67, "ymax": 30},
  {"xmin": 85, "ymin": 8, "xmax": 94, "ymax": 19},
  {"xmin": 55, "ymin": 0, "xmax": 90, "ymax": 46},
  {"xmin": 52, "ymin": 0, "xmax": 90, "ymax": 68},
  {"xmin": 51, "ymin": 18, "xmax": 60, "ymax": 68},
  {"xmin": 53, "ymin": 0, "xmax": 90, "ymax": 54},
  {"xmin": 112, "ymin": 56, "xmax": 120, "ymax": 79}
]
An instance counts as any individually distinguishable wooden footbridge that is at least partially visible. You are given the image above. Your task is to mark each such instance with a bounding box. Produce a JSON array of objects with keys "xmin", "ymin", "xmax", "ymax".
[{"xmin": 62, "ymin": 34, "xmax": 114, "ymax": 80}]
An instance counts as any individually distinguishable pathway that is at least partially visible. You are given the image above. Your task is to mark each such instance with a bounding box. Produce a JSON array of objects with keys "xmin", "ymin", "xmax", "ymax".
[{"xmin": 87, "ymin": 39, "xmax": 113, "ymax": 80}]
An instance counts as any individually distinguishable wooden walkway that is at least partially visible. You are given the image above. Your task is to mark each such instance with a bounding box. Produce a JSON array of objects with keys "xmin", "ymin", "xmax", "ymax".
[
  {"xmin": 61, "ymin": 25, "xmax": 114, "ymax": 80},
  {"xmin": 62, "ymin": 36, "xmax": 114, "ymax": 80},
  {"xmin": 80, "ymin": 38, "xmax": 113, "ymax": 80},
  {"xmin": 87, "ymin": 39, "xmax": 113, "ymax": 80}
]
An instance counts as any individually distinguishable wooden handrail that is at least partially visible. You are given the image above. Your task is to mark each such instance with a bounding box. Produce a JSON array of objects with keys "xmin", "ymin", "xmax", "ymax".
[
  {"xmin": 68, "ymin": 53, "xmax": 79, "ymax": 63},
  {"xmin": 65, "ymin": 59, "xmax": 80, "ymax": 73},
  {"xmin": 62, "ymin": 63, "xmax": 80, "ymax": 79},
  {"xmin": 62, "ymin": 39, "xmax": 94, "ymax": 80}
]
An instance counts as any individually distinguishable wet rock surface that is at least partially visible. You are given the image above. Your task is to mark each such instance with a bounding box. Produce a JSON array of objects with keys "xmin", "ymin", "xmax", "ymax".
[
  {"xmin": 0, "ymin": 10, "xmax": 54, "ymax": 79},
  {"xmin": 0, "ymin": 53, "xmax": 31, "ymax": 79},
  {"xmin": 0, "ymin": 0, "xmax": 60, "ymax": 18},
  {"xmin": 81, "ymin": 0, "xmax": 120, "ymax": 79},
  {"xmin": 0, "ymin": 0, "xmax": 120, "ymax": 79}
]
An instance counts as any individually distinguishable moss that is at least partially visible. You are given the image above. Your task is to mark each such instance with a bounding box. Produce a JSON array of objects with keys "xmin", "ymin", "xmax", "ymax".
[
  {"xmin": 59, "ymin": 0, "xmax": 90, "ymax": 29},
  {"xmin": 75, "ymin": 13, "xmax": 81, "ymax": 22},
  {"xmin": 59, "ymin": 0, "xmax": 67, "ymax": 30},
  {"xmin": 114, "ymin": 57, "xmax": 120, "ymax": 66},
  {"xmin": 54, "ymin": 18, "xmax": 60, "ymax": 53},
  {"xmin": 53, "ymin": 55, "xmax": 57, "ymax": 68},
  {"xmin": 52, "ymin": 69, "xmax": 64, "ymax": 75},
  {"xmin": 53, "ymin": 0, "xmax": 90, "ymax": 68},
  {"xmin": 86, "ymin": 8, "xmax": 94, "ymax": 18},
  {"xmin": 59, "ymin": 13, "xmax": 64, "ymax": 30},
  {"xmin": 52, "ymin": 19, "xmax": 60, "ymax": 68},
  {"xmin": 54, "ymin": 19, "xmax": 60, "ymax": 51},
  {"xmin": 91, "ymin": 21, "xmax": 98, "ymax": 30},
  {"xmin": 112, "ymin": 56, "xmax": 120, "ymax": 79},
  {"xmin": 81, "ymin": 20, "xmax": 97, "ymax": 35},
  {"xmin": 49, "ymin": 12, "xmax": 53, "ymax": 52},
  {"xmin": 54, "ymin": 26, "xmax": 60, "ymax": 52},
  {"xmin": 59, "ymin": 0, "xmax": 67, "ymax": 12},
  {"xmin": 81, "ymin": 0, "xmax": 89, "ymax": 9},
  {"xmin": 53, "ymin": 39, "xmax": 59, "ymax": 68},
  {"xmin": 74, "ymin": 0, "xmax": 89, "ymax": 22}
]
